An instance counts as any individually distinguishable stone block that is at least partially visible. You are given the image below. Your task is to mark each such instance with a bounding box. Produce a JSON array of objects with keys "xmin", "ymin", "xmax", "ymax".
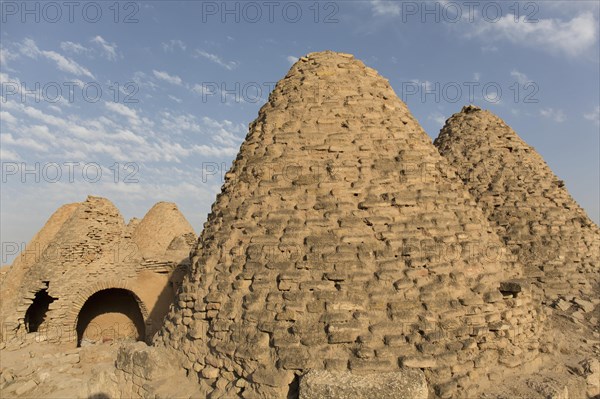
[
  {"xmin": 299, "ymin": 369, "xmax": 427, "ymax": 399},
  {"xmin": 484, "ymin": 291, "xmax": 504, "ymax": 303},
  {"xmin": 250, "ymin": 366, "xmax": 294, "ymax": 388},
  {"xmin": 14, "ymin": 380, "xmax": 38, "ymax": 396},
  {"xmin": 116, "ymin": 342, "xmax": 181, "ymax": 381},
  {"xmin": 574, "ymin": 298, "xmax": 595, "ymax": 313},
  {"xmin": 401, "ymin": 355, "xmax": 437, "ymax": 368}
]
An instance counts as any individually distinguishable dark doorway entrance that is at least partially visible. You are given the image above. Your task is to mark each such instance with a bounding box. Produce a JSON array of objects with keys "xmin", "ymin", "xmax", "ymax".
[
  {"xmin": 25, "ymin": 283, "xmax": 56, "ymax": 333},
  {"xmin": 76, "ymin": 288, "xmax": 145, "ymax": 346}
]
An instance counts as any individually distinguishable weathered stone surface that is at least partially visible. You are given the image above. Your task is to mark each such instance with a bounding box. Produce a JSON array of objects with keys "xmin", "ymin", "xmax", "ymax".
[
  {"xmin": 574, "ymin": 298, "xmax": 595, "ymax": 313},
  {"xmin": 0, "ymin": 197, "xmax": 195, "ymax": 345},
  {"xmin": 435, "ymin": 105, "xmax": 600, "ymax": 303},
  {"xmin": 14, "ymin": 379, "xmax": 38, "ymax": 396},
  {"xmin": 435, "ymin": 104, "xmax": 600, "ymax": 399},
  {"xmin": 251, "ymin": 366, "xmax": 295, "ymax": 387},
  {"xmin": 155, "ymin": 51, "xmax": 540, "ymax": 398},
  {"xmin": 12, "ymin": 51, "xmax": 595, "ymax": 399},
  {"xmin": 116, "ymin": 342, "xmax": 181, "ymax": 381},
  {"xmin": 299, "ymin": 370, "xmax": 427, "ymax": 399},
  {"xmin": 401, "ymin": 356, "xmax": 437, "ymax": 369}
]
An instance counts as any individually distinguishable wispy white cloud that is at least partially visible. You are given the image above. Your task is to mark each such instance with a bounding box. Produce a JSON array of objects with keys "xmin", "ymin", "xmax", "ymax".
[
  {"xmin": 0, "ymin": 147, "xmax": 21, "ymax": 161},
  {"xmin": 43, "ymin": 51, "xmax": 95, "ymax": 78},
  {"xmin": 192, "ymin": 84, "xmax": 211, "ymax": 96},
  {"xmin": 584, "ymin": 106, "xmax": 600, "ymax": 126},
  {"xmin": 91, "ymin": 36, "xmax": 118, "ymax": 61},
  {"xmin": 132, "ymin": 71, "xmax": 158, "ymax": 91},
  {"xmin": 410, "ymin": 79, "xmax": 434, "ymax": 91},
  {"xmin": 481, "ymin": 45, "xmax": 499, "ymax": 53},
  {"xmin": 0, "ymin": 46, "xmax": 19, "ymax": 67},
  {"xmin": 153, "ymin": 69, "xmax": 183, "ymax": 86},
  {"xmin": 286, "ymin": 55, "xmax": 299, "ymax": 65},
  {"xmin": 540, "ymin": 108, "xmax": 566, "ymax": 123},
  {"xmin": 105, "ymin": 102, "xmax": 139, "ymax": 123},
  {"xmin": 162, "ymin": 40, "xmax": 187, "ymax": 52},
  {"xmin": 20, "ymin": 38, "xmax": 95, "ymax": 78},
  {"xmin": 428, "ymin": 112, "xmax": 447, "ymax": 126},
  {"xmin": 19, "ymin": 38, "xmax": 39, "ymax": 58},
  {"xmin": 2, "ymin": 96, "xmax": 242, "ymax": 164},
  {"xmin": 201, "ymin": 117, "xmax": 244, "ymax": 147},
  {"xmin": 510, "ymin": 70, "xmax": 529, "ymax": 85},
  {"xmin": 159, "ymin": 112, "xmax": 202, "ymax": 134},
  {"xmin": 60, "ymin": 41, "xmax": 90, "ymax": 55},
  {"xmin": 168, "ymin": 95, "xmax": 183, "ymax": 103},
  {"xmin": 468, "ymin": 12, "xmax": 598, "ymax": 58},
  {"xmin": 194, "ymin": 50, "xmax": 238, "ymax": 70},
  {"xmin": 1, "ymin": 132, "xmax": 49, "ymax": 152},
  {"xmin": 370, "ymin": 0, "xmax": 400, "ymax": 16},
  {"xmin": 158, "ymin": 112, "xmax": 245, "ymax": 147},
  {"xmin": 47, "ymin": 105, "xmax": 62, "ymax": 114},
  {"xmin": 0, "ymin": 110, "xmax": 18, "ymax": 125}
]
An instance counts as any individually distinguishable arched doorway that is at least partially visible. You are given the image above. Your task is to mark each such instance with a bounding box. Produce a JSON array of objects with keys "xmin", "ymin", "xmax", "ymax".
[
  {"xmin": 75, "ymin": 288, "xmax": 145, "ymax": 347},
  {"xmin": 25, "ymin": 284, "xmax": 56, "ymax": 332}
]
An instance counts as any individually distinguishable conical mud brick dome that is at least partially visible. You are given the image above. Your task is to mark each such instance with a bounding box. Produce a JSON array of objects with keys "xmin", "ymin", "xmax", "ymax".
[
  {"xmin": 157, "ymin": 52, "xmax": 542, "ymax": 398},
  {"xmin": 1, "ymin": 196, "xmax": 195, "ymax": 345},
  {"xmin": 434, "ymin": 105, "xmax": 600, "ymax": 301},
  {"xmin": 1, "ymin": 197, "xmax": 126, "ymax": 338},
  {"xmin": 132, "ymin": 201, "xmax": 196, "ymax": 257},
  {"xmin": 0, "ymin": 202, "xmax": 80, "ymax": 328}
]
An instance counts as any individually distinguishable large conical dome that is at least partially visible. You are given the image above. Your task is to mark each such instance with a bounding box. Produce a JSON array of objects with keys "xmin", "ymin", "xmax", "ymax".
[
  {"xmin": 434, "ymin": 105, "xmax": 600, "ymax": 302},
  {"xmin": 156, "ymin": 52, "xmax": 542, "ymax": 398}
]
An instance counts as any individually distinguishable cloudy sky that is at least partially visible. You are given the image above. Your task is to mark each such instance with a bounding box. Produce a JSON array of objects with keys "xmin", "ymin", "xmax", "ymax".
[{"xmin": 1, "ymin": 1, "xmax": 599, "ymax": 265}]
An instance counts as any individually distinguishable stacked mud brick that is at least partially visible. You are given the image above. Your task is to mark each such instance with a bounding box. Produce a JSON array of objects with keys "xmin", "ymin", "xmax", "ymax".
[
  {"xmin": 155, "ymin": 52, "xmax": 543, "ymax": 398},
  {"xmin": 0, "ymin": 196, "xmax": 195, "ymax": 344},
  {"xmin": 435, "ymin": 105, "xmax": 600, "ymax": 303}
]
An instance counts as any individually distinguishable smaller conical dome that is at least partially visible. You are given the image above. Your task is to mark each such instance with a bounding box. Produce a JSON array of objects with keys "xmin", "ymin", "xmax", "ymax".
[
  {"xmin": 434, "ymin": 106, "xmax": 600, "ymax": 300},
  {"xmin": 132, "ymin": 202, "xmax": 195, "ymax": 258},
  {"xmin": 1, "ymin": 202, "xmax": 79, "ymax": 320}
]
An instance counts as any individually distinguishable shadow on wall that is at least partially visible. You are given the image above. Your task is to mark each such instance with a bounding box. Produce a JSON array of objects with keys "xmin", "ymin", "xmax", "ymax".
[
  {"xmin": 25, "ymin": 282, "xmax": 57, "ymax": 332},
  {"xmin": 145, "ymin": 257, "xmax": 190, "ymax": 337},
  {"xmin": 88, "ymin": 394, "xmax": 110, "ymax": 399},
  {"xmin": 75, "ymin": 256, "xmax": 190, "ymax": 346}
]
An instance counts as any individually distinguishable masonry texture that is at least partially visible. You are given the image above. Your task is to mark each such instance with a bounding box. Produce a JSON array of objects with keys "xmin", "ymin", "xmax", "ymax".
[
  {"xmin": 153, "ymin": 51, "xmax": 543, "ymax": 398},
  {"xmin": 0, "ymin": 196, "xmax": 195, "ymax": 346},
  {"xmin": 434, "ymin": 105, "xmax": 600, "ymax": 303},
  {"xmin": 3, "ymin": 51, "xmax": 598, "ymax": 399}
]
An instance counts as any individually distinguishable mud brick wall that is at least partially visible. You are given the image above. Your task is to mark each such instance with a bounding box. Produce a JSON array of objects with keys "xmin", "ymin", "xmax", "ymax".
[
  {"xmin": 155, "ymin": 51, "xmax": 543, "ymax": 398},
  {"xmin": 1, "ymin": 197, "xmax": 195, "ymax": 346},
  {"xmin": 434, "ymin": 105, "xmax": 600, "ymax": 303}
]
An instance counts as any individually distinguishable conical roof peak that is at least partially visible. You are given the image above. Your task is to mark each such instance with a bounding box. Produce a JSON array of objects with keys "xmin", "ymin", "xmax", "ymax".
[
  {"xmin": 305, "ymin": 50, "xmax": 354, "ymax": 58},
  {"xmin": 132, "ymin": 202, "xmax": 195, "ymax": 257},
  {"xmin": 460, "ymin": 104, "xmax": 482, "ymax": 113}
]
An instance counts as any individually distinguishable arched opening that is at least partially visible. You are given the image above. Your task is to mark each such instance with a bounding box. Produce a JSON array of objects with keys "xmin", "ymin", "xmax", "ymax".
[
  {"xmin": 76, "ymin": 288, "xmax": 145, "ymax": 347},
  {"xmin": 25, "ymin": 284, "xmax": 56, "ymax": 332}
]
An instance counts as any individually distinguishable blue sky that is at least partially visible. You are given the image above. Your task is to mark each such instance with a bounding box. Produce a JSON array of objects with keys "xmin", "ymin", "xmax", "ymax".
[{"xmin": 1, "ymin": 1, "xmax": 599, "ymax": 265}]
